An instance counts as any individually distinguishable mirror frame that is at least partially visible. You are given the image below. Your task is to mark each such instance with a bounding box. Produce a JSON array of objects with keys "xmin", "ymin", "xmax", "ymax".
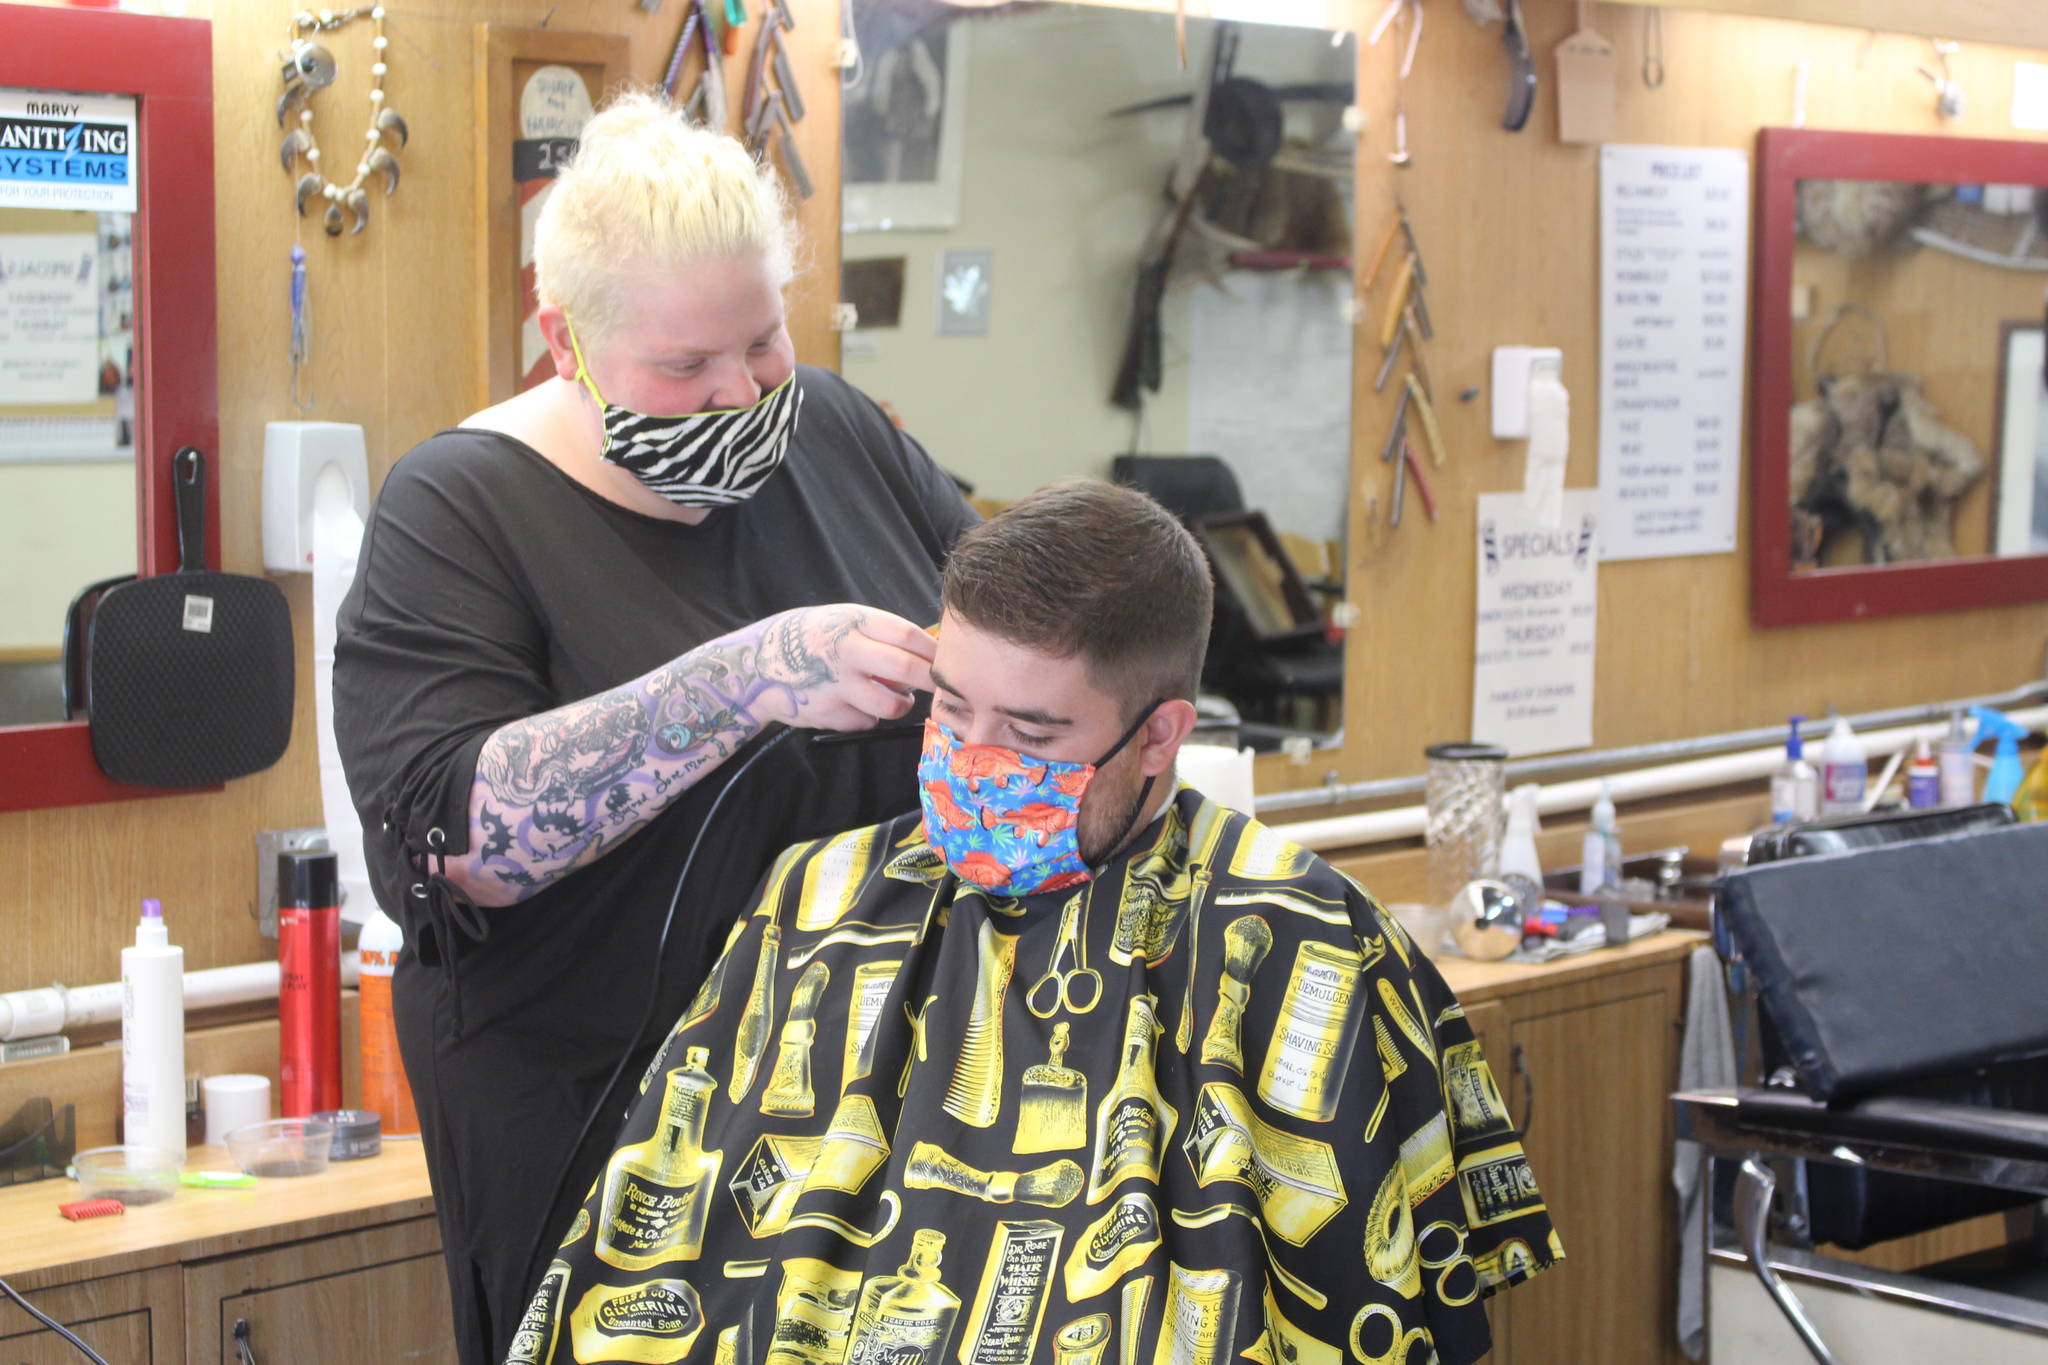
[
  {"xmin": 1750, "ymin": 127, "xmax": 2048, "ymax": 627},
  {"xmin": 0, "ymin": 5, "xmax": 219, "ymax": 813}
]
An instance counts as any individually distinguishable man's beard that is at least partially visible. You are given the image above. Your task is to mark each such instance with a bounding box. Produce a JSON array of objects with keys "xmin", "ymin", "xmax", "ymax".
[{"xmin": 1077, "ymin": 749, "xmax": 1154, "ymax": 867}]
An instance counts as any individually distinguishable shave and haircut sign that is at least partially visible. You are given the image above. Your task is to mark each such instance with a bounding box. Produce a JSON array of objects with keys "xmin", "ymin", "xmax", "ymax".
[{"xmin": 0, "ymin": 88, "xmax": 137, "ymax": 212}]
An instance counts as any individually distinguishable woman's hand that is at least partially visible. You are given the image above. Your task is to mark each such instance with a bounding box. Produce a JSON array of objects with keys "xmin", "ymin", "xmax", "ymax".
[{"xmin": 753, "ymin": 604, "xmax": 936, "ymax": 731}]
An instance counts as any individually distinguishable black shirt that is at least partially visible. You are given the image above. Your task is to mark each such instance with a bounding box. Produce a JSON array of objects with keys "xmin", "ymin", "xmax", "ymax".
[{"xmin": 333, "ymin": 365, "xmax": 976, "ymax": 1363}]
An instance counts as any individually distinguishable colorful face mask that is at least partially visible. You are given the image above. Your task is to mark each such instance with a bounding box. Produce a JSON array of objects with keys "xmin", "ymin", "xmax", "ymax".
[
  {"xmin": 917, "ymin": 705, "xmax": 1158, "ymax": 897},
  {"xmin": 566, "ymin": 318, "xmax": 802, "ymax": 508}
]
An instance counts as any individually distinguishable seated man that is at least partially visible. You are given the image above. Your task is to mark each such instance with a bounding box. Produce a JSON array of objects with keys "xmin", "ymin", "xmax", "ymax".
[{"xmin": 509, "ymin": 480, "xmax": 1559, "ymax": 1365}]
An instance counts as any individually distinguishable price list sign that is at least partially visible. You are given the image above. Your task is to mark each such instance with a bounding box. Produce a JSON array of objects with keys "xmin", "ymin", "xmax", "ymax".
[{"xmin": 1597, "ymin": 144, "xmax": 1750, "ymax": 560}]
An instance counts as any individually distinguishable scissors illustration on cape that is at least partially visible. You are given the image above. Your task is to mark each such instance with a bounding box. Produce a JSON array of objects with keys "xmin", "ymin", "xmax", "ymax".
[{"xmin": 1026, "ymin": 894, "xmax": 1103, "ymax": 1018}]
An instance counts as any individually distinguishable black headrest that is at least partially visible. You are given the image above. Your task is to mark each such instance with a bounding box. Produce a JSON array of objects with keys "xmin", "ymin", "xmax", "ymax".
[{"xmin": 1719, "ymin": 820, "xmax": 2048, "ymax": 1102}]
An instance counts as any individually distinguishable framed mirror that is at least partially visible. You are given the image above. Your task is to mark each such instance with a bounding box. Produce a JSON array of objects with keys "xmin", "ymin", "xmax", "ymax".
[
  {"xmin": 0, "ymin": 5, "xmax": 218, "ymax": 812},
  {"xmin": 1750, "ymin": 127, "xmax": 2048, "ymax": 627},
  {"xmin": 839, "ymin": 2, "xmax": 1356, "ymax": 751}
]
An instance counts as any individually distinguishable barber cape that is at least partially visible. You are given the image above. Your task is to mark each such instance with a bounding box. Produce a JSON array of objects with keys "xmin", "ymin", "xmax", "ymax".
[{"xmin": 508, "ymin": 786, "xmax": 1560, "ymax": 1365}]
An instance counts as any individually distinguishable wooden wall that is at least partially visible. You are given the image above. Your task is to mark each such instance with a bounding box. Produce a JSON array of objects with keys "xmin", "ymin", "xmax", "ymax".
[{"xmin": 6, "ymin": 0, "xmax": 2048, "ymax": 999}]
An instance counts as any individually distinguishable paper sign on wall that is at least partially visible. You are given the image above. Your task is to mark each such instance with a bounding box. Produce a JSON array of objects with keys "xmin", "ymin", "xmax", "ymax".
[
  {"xmin": 0, "ymin": 88, "xmax": 137, "ymax": 213},
  {"xmin": 1597, "ymin": 143, "xmax": 1749, "ymax": 561},
  {"xmin": 1473, "ymin": 490, "xmax": 1599, "ymax": 757},
  {"xmin": 0, "ymin": 233, "xmax": 99, "ymax": 405}
]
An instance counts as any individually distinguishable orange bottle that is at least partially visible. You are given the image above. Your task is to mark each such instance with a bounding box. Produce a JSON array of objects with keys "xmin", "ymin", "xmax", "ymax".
[{"xmin": 357, "ymin": 906, "xmax": 419, "ymax": 1137}]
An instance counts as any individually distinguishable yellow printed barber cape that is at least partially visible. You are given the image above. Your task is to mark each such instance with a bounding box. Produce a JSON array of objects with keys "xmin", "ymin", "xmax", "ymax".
[{"xmin": 508, "ymin": 787, "xmax": 1560, "ymax": 1365}]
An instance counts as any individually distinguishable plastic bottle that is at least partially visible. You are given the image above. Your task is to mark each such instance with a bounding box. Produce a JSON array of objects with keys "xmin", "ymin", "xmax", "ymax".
[
  {"xmin": 1905, "ymin": 735, "xmax": 1940, "ymax": 809},
  {"xmin": 278, "ymin": 850, "xmax": 343, "ymax": 1118},
  {"xmin": 121, "ymin": 899, "xmax": 187, "ymax": 1157},
  {"xmin": 1970, "ymin": 706, "xmax": 2029, "ymax": 807},
  {"xmin": 1819, "ymin": 714, "xmax": 1867, "ymax": 817},
  {"xmin": 2014, "ymin": 744, "xmax": 2048, "ymax": 823},
  {"xmin": 1499, "ymin": 784, "xmax": 1544, "ymax": 904},
  {"xmin": 1580, "ymin": 782, "xmax": 1620, "ymax": 894},
  {"xmin": 356, "ymin": 906, "xmax": 419, "ymax": 1137},
  {"xmin": 1769, "ymin": 715, "xmax": 1820, "ymax": 823},
  {"xmin": 1938, "ymin": 711, "xmax": 1976, "ymax": 807}
]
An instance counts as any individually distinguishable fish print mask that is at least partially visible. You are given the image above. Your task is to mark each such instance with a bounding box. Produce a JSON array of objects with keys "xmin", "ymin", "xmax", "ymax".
[{"xmin": 917, "ymin": 704, "xmax": 1158, "ymax": 897}]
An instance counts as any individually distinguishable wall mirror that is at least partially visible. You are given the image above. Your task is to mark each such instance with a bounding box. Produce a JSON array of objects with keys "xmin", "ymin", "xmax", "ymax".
[
  {"xmin": 0, "ymin": 5, "xmax": 217, "ymax": 812},
  {"xmin": 1751, "ymin": 127, "xmax": 2048, "ymax": 627},
  {"xmin": 839, "ymin": 1, "xmax": 1357, "ymax": 752}
]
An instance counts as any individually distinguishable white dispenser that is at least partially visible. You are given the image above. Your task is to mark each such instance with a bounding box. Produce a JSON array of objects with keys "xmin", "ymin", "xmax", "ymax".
[
  {"xmin": 1819, "ymin": 714, "xmax": 1868, "ymax": 817},
  {"xmin": 1580, "ymin": 781, "xmax": 1620, "ymax": 894},
  {"xmin": 1499, "ymin": 784, "xmax": 1545, "ymax": 900},
  {"xmin": 122, "ymin": 899, "xmax": 187, "ymax": 1157}
]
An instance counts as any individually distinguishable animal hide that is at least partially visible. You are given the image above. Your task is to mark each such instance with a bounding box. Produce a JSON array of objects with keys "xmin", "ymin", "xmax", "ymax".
[
  {"xmin": 1787, "ymin": 372, "xmax": 1984, "ymax": 565},
  {"xmin": 1797, "ymin": 180, "xmax": 1927, "ymax": 258}
]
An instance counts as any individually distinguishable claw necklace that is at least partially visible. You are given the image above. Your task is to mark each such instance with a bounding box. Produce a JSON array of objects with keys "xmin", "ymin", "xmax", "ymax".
[{"xmin": 277, "ymin": 6, "xmax": 408, "ymax": 237}]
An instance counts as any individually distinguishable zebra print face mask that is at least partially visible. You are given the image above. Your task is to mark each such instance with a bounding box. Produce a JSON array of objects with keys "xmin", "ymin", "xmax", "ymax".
[{"xmin": 566, "ymin": 318, "xmax": 803, "ymax": 509}]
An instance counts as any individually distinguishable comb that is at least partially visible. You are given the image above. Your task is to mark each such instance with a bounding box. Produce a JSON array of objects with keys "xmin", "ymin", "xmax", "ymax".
[
  {"xmin": 59, "ymin": 1198, "xmax": 125, "ymax": 1221},
  {"xmin": 942, "ymin": 921, "xmax": 1016, "ymax": 1127}
]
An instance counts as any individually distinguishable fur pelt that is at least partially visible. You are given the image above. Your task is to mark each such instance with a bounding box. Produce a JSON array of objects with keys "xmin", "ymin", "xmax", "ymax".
[
  {"xmin": 1797, "ymin": 180, "xmax": 1927, "ymax": 258},
  {"xmin": 1787, "ymin": 372, "xmax": 1983, "ymax": 565}
]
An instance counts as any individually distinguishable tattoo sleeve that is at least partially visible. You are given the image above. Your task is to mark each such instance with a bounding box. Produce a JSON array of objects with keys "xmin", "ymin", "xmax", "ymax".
[{"xmin": 455, "ymin": 606, "xmax": 867, "ymax": 905}]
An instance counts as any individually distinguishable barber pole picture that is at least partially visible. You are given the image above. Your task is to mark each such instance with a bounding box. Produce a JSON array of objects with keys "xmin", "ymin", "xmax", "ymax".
[{"xmin": 515, "ymin": 65, "xmax": 596, "ymax": 391}]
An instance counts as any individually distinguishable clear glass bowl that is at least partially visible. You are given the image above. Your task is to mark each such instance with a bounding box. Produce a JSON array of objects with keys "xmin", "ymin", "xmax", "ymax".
[
  {"xmin": 223, "ymin": 1118, "xmax": 334, "ymax": 1178},
  {"xmin": 72, "ymin": 1145, "xmax": 182, "ymax": 1205}
]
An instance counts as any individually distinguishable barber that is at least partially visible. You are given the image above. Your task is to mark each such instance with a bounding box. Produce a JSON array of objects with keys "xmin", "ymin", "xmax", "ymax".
[{"xmin": 333, "ymin": 92, "xmax": 975, "ymax": 1365}]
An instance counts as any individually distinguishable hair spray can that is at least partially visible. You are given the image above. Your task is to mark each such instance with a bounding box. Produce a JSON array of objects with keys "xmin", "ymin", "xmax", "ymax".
[
  {"xmin": 357, "ymin": 905, "xmax": 419, "ymax": 1136},
  {"xmin": 278, "ymin": 850, "xmax": 343, "ymax": 1117}
]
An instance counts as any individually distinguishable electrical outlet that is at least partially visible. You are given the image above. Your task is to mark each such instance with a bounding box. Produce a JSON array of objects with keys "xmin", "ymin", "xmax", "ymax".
[{"xmin": 255, "ymin": 827, "xmax": 328, "ymax": 938}]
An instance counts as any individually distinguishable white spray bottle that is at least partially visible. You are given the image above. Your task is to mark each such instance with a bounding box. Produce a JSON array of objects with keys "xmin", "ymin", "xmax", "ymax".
[
  {"xmin": 1499, "ymin": 784, "xmax": 1545, "ymax": 904},
  {"xmin": 1580, "ymin": 781, "xmax": 1620, "ymax": 894},
  {"xmin": 122, "ymin": 898, "xmax": 187, "ymax": 1156}
]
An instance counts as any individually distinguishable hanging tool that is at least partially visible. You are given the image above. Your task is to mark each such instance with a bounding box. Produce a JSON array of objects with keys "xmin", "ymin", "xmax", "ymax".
[
  {"xmin": 1554, "ymin": 0, "xmax": 1617, "ymax": 144},
  {"xmin": 1390, "ymin": 434, "xmax": 1410, "ymax": 526},
  {"xmin": 662, "ymin": 1, "xmax": 704, "ymax": 100},
  {"xmin": 1374, "ymin": 322, "xmax": 1406, "ymax": 393},
  {"xmin": 1501, "ymin": 0, "xmax": 1538, "ymax": 131},
  {"xmin": 1916, "ymin": 39, "xmax": 1965, "ymax": 121},
  {"xmin": 747, "ymin": 89, "xmax": 813, "ymax": 199},
  {"xmin": 744, "ymin": 0, "xmax": 801, "ymax": 131},
  {"xmin": 1362, "ymin": 217, "xmax": 1401, "ymax": 290},
  {"xmin": 682, "ymin": 0, "xmax": 730, "ymax": 131},
  {"xmin": 1405, "ymin": 373, "xmax": 1447, "ymax": 468},
  {"xmin": 1403, "ymin": 442, "xmax": 1439, "ymax": 521},
  {"xmin": 1406, "ymin": 261, "xmax": 1434, "ymax": 339},
  {"xmin": 1379, "ymin": 383, "xmax": 1413, "ymax": 465},
  {"xmin": 1377, "ymin": 253, "xmax": 1414, "ymax": 350},
  {"xmin": 1401, "ymin": 307, "xmax": 1434, "ymax": 399},
  {"xmin": 1642, "ymin": 8, "xmax": 1665, "ymax": 89}
]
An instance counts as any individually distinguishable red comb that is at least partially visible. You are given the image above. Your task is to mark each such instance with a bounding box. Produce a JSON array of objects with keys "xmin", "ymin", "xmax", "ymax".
[{"xmin": 59, "ymin": 1198, "xmax": 126, "ymax": 1221}]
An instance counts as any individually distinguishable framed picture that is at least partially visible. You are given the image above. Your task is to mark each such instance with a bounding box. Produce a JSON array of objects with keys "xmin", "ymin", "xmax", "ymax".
[
  {"xmin": 842, "ymin": 15, "xmax": 970, "ymax": 233},
  {"xmin": 1993, "ymin": 321, "xmax": 2048, "ymax": 557},
  {"xmin": 473, "ymin": 24, "xmax": 630, "ymax": 409}
]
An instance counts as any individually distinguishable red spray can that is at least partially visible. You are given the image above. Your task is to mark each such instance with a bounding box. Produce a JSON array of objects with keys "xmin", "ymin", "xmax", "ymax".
[{"xmin": 278, "ymin": 850, "xmax": 343, "ymax": 1117}]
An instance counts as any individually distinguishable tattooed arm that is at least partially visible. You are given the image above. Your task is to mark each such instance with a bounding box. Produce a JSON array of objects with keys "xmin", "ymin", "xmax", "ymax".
[{"xmin": 449, "ymin": 603, "xmax": 936, "ymax": 907}]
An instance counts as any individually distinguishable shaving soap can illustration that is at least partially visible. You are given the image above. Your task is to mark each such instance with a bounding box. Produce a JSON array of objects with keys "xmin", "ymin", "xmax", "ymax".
[
  {"xmin": 843, "ymin": 960, "xmax": 901, "ymax": 1093},
  {"xmin": 762, "ymin": 961, "xmax": 831, "ymax": 1116},
  {"xmin": 1199, "ymin": 916, "xmax": 1273, "ymax": 1072},
  {"xmin": 798, "ymin": 827, "xmax": 881, "ymax": 932},
  {"xmin": 767, "ymin": 1258, "xmax": 864, "ymax": 1365},
  {"xmin": 567, "ymin": 1278, "xmax": 704, "ymax": 1364},
  {"xmin": 958, "ymin": 1220, "xmax": 1064, "ymax": 1365},
  {"xmin": 1226, "ymin": 823, "xmax": 1314, "ymax": 881},
  {"xmin": 1151, "ymin": 1265, "xmax": 1241, "ymax": 1365},
  {"xmin": 1181, "ymin": 1084, "xmax": 1348, "ymax": 1245},
  {"xmin": 1053, "ymin": 1315, "xmax": 1112, "ymax": 1365},
  {"xmin": 729, "ymin": 1093, "xmax": 890, "ymax": 1237},
  {"xmin": 1256, "ymin": 941, "xmax": 1366, "ymax": 1123},
  {"xmin": 596, "ymin": 1047, "xmax": 725, "ymax": 1269},
  {"xmin": 1087, "ymin": 994, "xmax": 1177, "ymax": 1203},
  {"xmin": 1063, "ymin": 1191, "xmax": 1162, "ymax": 1301},
  {"xmin": 944, "ymin": 920, "xmax": 1018, "ymax": 1127},
  {"xmin": 846, "ymin": 1228, "xmax": 962, "ymax": 1365}
]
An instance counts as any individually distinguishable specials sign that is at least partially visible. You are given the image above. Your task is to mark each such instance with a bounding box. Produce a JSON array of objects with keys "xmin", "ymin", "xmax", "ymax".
[
  {"xmin": 0, "ymin": 89, "xmax": 138, "ymax": 212},
  {"xmin": 1472, "ymin": 489, "xmax": 1599, "ymax": 757}
]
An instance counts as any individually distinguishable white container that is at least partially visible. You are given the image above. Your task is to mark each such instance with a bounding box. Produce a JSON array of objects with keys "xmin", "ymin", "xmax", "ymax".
[
  {"xmin": 1769, "ymin": 715, "xmax": 1820, "ymax": 823},
  {"xmin": 1499, "ymin": 784, "xmax": 1544, "ymax": 897},
  {"xmin": 1579, "ymin": 782, "xmax": 1621, "ymax": 894},
  {"xmin": 1819, "ymin": 714, "xmax": 1868, "ymax": 818},
  {"xmin": 122, "ymin": 899, "xmax": 187, "ymax": 1158},
  {"xmin": 1939, "ymin": 711, "xmax": 1976, "ymax": 807},
  {"xmin": 203, "ymin": 1074, "xmax": 273, "ymax": 1147}
]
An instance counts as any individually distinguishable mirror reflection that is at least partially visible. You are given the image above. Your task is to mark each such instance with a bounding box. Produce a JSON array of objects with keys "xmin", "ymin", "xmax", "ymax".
[
  {"xmin": 1788, "ymin": 177, "xmax": 2048, "ymax": 569},
  {"xmin": 0, "ymin": 206, "xmax": 136, "ymax": 727},
  {"xmin": 840, "ymin": 3, "xmax": 1356, "ymax": 752}
]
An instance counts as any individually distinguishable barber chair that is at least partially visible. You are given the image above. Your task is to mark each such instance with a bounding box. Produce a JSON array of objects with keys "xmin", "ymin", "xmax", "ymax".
[
  {"xmin": 1110, "ymin": 454, "xmax": 1343, "ymax": 733},
  {"xmin": 1678, "ymin": 813, "xmax": 2048, "ymax": 1362}
]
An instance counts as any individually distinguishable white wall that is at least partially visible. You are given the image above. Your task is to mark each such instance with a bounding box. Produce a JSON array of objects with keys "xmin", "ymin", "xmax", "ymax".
[
  {"xmin": 842, "ymin": 6, "xmax": 1354, "ymax": 542},
  {"xmin": 0, "ymin": 459, "xmax": 134, "ymax": 650}
]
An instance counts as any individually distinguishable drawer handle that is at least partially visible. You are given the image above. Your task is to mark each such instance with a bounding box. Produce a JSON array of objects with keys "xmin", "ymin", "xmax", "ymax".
[
  {"xmin": 1511, "ymin": 1041, "xmax": 1536, "ymax": 1138},
  {"xmin": 233, "ymin": 1317, "xmax": 258, "ymax": 1365}
]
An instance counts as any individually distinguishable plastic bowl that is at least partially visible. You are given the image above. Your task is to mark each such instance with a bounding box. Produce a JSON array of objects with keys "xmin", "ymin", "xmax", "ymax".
[
  {"xmin": 223, "ymin": 1118, "xmax": 334, "ymax": 1179},
  {"xmin": 72, "ymin": 1145, "xmax": 181, "ymax": 1205}
]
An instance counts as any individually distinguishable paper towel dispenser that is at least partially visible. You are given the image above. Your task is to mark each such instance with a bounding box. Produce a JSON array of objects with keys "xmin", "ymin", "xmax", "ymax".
[{"xmin": 262, "ymin": 422, "xmax": 370, "ymax": 573}]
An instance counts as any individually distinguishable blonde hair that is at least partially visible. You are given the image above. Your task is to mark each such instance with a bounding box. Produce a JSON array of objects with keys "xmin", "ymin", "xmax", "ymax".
[{"xmin": 532, "ymin": 89, "xmax": 797, "ymax": 351}]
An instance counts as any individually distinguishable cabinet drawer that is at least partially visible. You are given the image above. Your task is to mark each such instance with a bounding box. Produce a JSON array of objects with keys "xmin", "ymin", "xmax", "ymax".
[
  {"xmin": 0, "ymin": 1266, "xmax": 181, "ymax": 1364},
  {"xmin": 183, "ymin": 1216, "xmax": 454, "ymax": 1365}
]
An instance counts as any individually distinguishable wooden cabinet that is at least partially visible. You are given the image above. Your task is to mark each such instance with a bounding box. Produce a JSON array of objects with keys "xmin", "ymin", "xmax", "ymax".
[
  {"xmin": 0, "ymin": 1267, "xmax": 182, "ymax": 1364},
  {"xmin": 183, "ymin": 1217, "xmax": 454, "ymax": 1365},
  {"xmin": 1438, "ymin": 937, "xmax": 1695, "ymax": 1365}
]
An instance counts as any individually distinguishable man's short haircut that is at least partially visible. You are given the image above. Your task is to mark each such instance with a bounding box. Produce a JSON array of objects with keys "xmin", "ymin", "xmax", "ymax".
[
  {"xmin": 942, "ymin": 478, "xmax": 1213, "ymax": 717},
  {"xmin": 533, "ymin": 89, "xmax": 796, "ymax": 354}
]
